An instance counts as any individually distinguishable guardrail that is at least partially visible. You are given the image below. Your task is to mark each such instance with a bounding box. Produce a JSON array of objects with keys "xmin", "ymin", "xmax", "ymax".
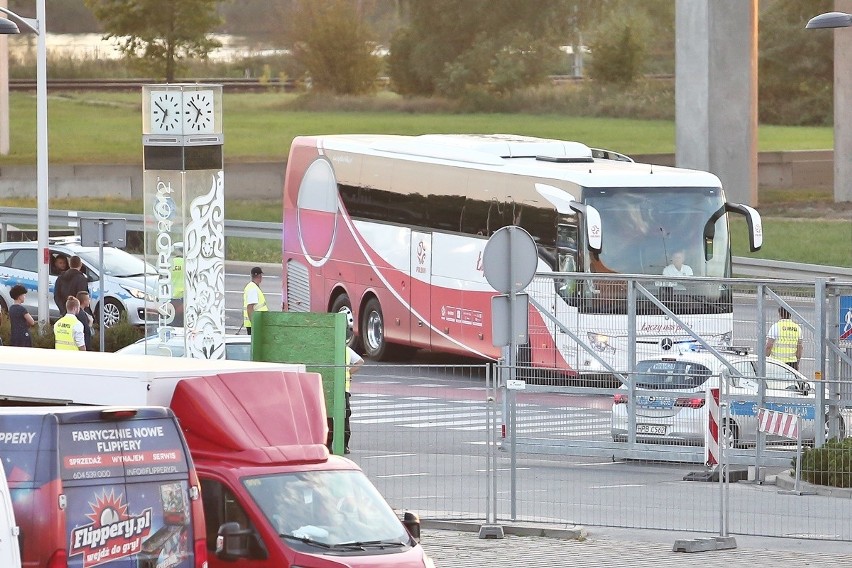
[
  {"xmin": 1, "ymin": 207, "xmax": 849, "ymax": 280},
  {"xmin": 0, "ymin": 207, "xmax": 280, "ymax": 242}
]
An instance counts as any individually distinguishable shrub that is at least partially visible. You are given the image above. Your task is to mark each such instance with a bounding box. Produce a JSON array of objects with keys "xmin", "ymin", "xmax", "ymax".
[
  {"xmin": 797, "ymin": 438, "xmax": 852, "ymax": 488},
  {"xmin": 92, "ymin": 315, "xmax": 144, "ymax": 353},
  {"xmin": 0, "ymin": 313, "xmax": 141, "ymax": 352}
]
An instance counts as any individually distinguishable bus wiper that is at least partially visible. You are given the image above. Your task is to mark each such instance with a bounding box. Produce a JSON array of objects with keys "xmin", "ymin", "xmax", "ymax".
[{"xmin": 279, "ymin": 533, "xmax": 333, "ymax": 549}]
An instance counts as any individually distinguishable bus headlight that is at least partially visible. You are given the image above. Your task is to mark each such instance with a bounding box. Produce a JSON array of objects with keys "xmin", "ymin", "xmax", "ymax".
[{"xmin": 587, "ymin": 332, "xmax": 615, "ymax": 353}]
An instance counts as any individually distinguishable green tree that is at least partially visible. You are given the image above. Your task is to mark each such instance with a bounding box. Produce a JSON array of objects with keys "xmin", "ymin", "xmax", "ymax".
[
  {"xmin": 83, "ymin": 0, "xmax": 222, "ymax": 82},
  {"xmin": 759, "ymin": 0, "xmax": 833, "ymax": 126},
  {"xmin": 288, "ymin": 0, "xmax": 382, "ymax": 95},
  {"xmin": 388, "ymin": 0, "xmax": 572, "ymax": 97},
  {"xmin": 586, "ymin": 9, "xmax": 650, "ymax": 85}
]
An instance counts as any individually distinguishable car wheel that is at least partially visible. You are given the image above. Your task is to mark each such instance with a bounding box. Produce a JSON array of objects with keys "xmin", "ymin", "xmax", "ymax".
[
  {"xmin": 361, "ymin": 298, "xmax": 388, "ymax": 360},
  {"xmin": 722, "ymin": 420, "xmax": 739, "ymax": 449},
  {"xmin": 98, "ymin": 298, "xmax": 124, "ymax": 328},
  {"xmin": 825, "ymin": 415, "xmax": 847, "ymax": 441},
  {"xmin": 330, "ymin": 293, "xmax": 362, "ymax": 352}
]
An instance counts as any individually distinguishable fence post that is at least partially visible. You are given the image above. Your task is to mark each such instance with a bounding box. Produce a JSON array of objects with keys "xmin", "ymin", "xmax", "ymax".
[{"xmin": 479, "ymin": 363, "xmax": 504, "ymax": 539}]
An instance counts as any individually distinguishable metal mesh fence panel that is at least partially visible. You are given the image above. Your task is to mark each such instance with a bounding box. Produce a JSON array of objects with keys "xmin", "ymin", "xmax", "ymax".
[{"xmin": 348, "ymin": 363, "xmax": 492, "ymax": 521}]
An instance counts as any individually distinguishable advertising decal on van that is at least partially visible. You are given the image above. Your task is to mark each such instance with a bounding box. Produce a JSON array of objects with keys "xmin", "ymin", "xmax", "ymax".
[{"xmin": 59, "ymin": 419, "xmax": 194, "ymax": 568}]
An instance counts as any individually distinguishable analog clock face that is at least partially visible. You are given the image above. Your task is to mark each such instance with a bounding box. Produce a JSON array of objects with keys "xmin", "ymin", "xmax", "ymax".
[
  {"xmin": 150, "ymin": 91, "xmax": 182, "ymax": 134},
  {"xmin": 183, "ymin": 90, "xmax": 215, "ymax": 134}
]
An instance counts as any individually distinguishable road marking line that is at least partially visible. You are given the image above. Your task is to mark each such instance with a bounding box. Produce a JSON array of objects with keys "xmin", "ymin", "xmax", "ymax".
[
  {"xmin": 375, "ymin": 472, "xmax": 430, "ymax": 478},
  {"xmin": 356, "ymin": 453, "xmax": 417, "ymax": 459}
]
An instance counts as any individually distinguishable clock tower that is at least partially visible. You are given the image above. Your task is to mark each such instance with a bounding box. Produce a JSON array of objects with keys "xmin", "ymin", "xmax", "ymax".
[{"xmin": 142, "ymin": 84, "xmax": 226, "ymax": 360}]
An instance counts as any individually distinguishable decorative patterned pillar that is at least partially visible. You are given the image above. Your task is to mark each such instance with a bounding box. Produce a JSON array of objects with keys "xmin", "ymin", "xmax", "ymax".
[{"xmin": 141, "ymin": 84, "xmax": 226, "ymax": 359}]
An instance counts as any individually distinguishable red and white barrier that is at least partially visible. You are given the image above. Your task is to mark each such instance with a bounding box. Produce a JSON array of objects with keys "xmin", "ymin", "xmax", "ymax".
[
  {"xmin": 704, "ymin": 388, "xmax": 720, "ymax": 466},
  {"xmin": 757, "ymin": 408, "xmax": 799, "ymax": 440}
]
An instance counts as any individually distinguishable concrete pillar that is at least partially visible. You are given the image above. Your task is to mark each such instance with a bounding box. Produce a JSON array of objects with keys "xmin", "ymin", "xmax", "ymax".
[
  {"xmin": 0, "ymin": 0, "xmax": 9, "ymax": 156},
  {"xmin": 675, "ymin": 0, "xmax": 758, "ymax": 206},
  {"xmin": 835, "ymin": 0, "xmax": 852, "ymax": 202}
]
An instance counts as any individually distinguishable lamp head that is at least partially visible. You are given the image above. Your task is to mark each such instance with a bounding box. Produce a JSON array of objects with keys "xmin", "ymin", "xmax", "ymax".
[
  {"xmin": 0, "ymin": 18, "xmax": 20, "ymax": 35},
  {"xmin": 806, "ymin": 11, "xmax": 852, "ymax": 29}
]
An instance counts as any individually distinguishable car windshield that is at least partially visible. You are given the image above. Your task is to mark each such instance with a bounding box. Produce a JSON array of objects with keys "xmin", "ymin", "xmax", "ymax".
[
  {"xmin": 242, "ymin": 470, "xmax": 410, "ymax": 548},
  {"xmin": 77, "ymin": 248, "xmax": 157, "ymax": 278},
  {"xmin": 634, "ymin": 360, "xmax": 713, "ymax": 390}
]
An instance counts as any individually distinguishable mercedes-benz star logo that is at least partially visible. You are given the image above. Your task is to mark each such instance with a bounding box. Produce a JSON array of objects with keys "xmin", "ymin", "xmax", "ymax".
[{"xmin": 660, "ymin": 338, "xmax": 673, "ymax": 350}]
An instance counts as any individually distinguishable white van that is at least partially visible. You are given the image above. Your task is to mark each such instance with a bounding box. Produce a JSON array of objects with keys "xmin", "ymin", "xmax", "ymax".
[{"xmin": 0, "ymin": 449, "xmax": 22, "ymax": 568}]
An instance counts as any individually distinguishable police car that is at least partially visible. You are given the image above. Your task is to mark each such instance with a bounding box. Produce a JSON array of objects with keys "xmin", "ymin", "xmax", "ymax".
[
  {"xmin": 0, "ymin": 239, "xmax": 157, "ymax": 327},
  {"xmin": 611, "ymin": 347, "xmax": 850, "ymax": 447}
]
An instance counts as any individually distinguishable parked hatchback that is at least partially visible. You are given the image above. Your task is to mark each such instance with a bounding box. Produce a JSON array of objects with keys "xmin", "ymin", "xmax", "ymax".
[
  {"xmin": 0, "ymin": 239, "xmax": 157, "ymax": 327},
  {"xmin": 611, "ymin": 348, "xmax": 850, "ymax": 447}
]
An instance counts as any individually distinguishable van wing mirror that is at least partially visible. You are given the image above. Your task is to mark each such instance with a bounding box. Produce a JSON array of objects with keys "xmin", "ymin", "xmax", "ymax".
[
  {"xmin": 535, "ymin": 183, "xmax": 602, "ymax": 253},
  {"xmin": 403, "ymin": 511, "xmax": 421, "ymax": 542},
  {"xmin": 217, "ymin": 522, "xmax": 268, "ymax": 561}
]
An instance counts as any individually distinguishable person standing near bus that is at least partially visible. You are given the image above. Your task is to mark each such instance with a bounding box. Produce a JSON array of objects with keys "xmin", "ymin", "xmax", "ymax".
[
  {"xmin": 54, "ymin": 296, "xmax": 86, "ymax": 351},
  {"xmin": 344, "ymin": 337, "xmax": 364, "ymax": 453},
  {"xmin": 243, "ymin": 267, "xmax": 268, "ymax": 335},
  {"xmin": 9, "ymin": 284, "xmax": 35, "ymax": 347},
  {"xmin": 765, "ymin": 307, "xmax": 802, "ymax": 370}
]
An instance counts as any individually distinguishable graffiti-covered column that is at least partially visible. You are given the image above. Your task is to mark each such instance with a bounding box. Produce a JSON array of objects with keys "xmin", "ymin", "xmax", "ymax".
[{"xmin": 141, "ymin": 84, "xmax": 226, "ymax": 359}]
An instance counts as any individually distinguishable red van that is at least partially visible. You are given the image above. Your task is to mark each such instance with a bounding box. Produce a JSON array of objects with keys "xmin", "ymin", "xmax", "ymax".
[{"xmin": 170, "ymin": 370, "xmax": 435, "ymax": 568}]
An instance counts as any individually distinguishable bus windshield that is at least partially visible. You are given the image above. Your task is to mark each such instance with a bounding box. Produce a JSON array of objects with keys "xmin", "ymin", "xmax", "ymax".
[
  {"xmin": 562, "ymin": 186, "xmax": 732, "ymax": 315},
  {"xmin": 585, "ymin": 186, "xmax": 728, "ymax": 278}
]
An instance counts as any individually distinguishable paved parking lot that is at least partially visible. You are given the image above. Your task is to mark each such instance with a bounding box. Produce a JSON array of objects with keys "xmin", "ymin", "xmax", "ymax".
[{"xmin": 420, "ymin": 524, "xmax": 852, "ymax": 567}]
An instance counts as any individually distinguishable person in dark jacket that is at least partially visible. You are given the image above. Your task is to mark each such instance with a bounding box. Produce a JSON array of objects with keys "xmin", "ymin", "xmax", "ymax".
[
  {"xmin": 54, "ymin": 255, "xmax": 89, "ymax": 316},
  {"xmin": 76, "ymin": 291, "xmax": 95, "ymax": 350},
  {"xmin": 8, "ymin": 284, "xmax": 34, "ymax": 347}
]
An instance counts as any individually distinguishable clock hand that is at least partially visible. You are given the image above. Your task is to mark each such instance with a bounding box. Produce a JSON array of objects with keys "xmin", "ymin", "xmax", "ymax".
[{"xmin": 154, "ymin": 102, "xmax": 166, "ymax": 114}]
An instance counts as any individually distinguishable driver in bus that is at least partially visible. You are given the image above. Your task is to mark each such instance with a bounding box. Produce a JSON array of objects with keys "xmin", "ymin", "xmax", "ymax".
[{"xmin": 658, "ymin": 251, "xmax": 693, "ymax": 301}]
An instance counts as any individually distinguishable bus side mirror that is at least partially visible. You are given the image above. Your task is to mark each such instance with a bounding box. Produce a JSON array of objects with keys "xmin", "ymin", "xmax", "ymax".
[{"xmin": 725, "ymin": 203, "xmax": 763, "ymax": 252}]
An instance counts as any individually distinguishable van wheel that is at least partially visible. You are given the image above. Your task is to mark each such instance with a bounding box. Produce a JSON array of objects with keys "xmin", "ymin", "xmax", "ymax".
[
  {"xmin": 98, "ymin": 298, "xmax": 124, "ymax": 328},
  {"xmin": 330, "ymin": 293, "xmax": 362, "ymax": 351},
  {"xmin": 361, "ymin": 298, "xmax": 388, "ymax": 360}
]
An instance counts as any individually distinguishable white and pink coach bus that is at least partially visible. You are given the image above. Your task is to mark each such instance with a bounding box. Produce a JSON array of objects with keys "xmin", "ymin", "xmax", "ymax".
[{"xmin": 282, "ymin": 134, "xmax": 762, "ymax": 379}]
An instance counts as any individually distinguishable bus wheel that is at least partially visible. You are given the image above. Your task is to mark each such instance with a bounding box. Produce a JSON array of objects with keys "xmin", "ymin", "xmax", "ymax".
[
  {"xmin": 361, "ymin": 298, "xmax": 388, "ymax": 360},
  {"xmin": 331, "ymin": 293, "xmax": 362, "ymax": 351}
]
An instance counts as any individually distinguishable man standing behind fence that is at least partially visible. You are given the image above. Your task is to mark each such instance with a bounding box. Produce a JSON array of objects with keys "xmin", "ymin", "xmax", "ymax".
[{"xmin": 765, "ymin": 307, "xmax": 803, "ymax": 370}]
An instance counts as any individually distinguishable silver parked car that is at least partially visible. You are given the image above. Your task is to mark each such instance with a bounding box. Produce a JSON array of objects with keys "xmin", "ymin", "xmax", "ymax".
[
  {"xmin": 611, "ymin": 348, "xmax": 850, "ymax": 447},
  {"xmin": 117, "ymin": 328, "xmax": 252, "ymax": 360},
  {"xmin": 0, "ymin": 239, "xmax": 157, "ymax": 327}
]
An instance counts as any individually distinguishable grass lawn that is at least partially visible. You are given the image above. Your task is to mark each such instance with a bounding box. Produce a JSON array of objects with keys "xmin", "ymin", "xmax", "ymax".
[
  {"xmin": 0, "ymin": 92, "xmax": 836, "ymax": 164},
  {"xmin": 0, "ymin": 92, "xmax": 847, "ymax": 267}
]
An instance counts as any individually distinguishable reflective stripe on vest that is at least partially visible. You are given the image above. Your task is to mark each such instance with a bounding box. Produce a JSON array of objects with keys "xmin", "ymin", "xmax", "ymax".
[
  {"xmin": 243, "ymin": 282, "xmax": 268, "ymax": 327},
  {"xmin": 772, "ymin": 319, "xmax": 800, "ymax": 363},
  {"xmin": 54, "ymin": 314, "xmax": 79, "ymax": 350}
]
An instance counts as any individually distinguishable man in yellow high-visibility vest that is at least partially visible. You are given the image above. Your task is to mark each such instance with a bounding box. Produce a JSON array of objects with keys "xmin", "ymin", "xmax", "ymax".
[
  {"xmin": 54, "ymin": 296, "xmax": 86, "ymax": 351},
  {"xmin": 765, "ymin": 307, "xmax": 803, "ymax": 370},
  {"xmin": 243, "ymin": 266, "xmax": 268, "ymax": 335}
]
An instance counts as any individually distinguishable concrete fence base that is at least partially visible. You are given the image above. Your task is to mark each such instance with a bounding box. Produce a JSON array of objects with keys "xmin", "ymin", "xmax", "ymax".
[{"xmin": 0, "ymin": 151, "xmax": 833, "ymax": 201}]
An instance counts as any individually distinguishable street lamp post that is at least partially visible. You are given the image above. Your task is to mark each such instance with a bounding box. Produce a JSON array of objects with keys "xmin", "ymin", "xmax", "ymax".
[{"xmin": 0, "ymin": 1, "xmax": 48, "ymax": 326}]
